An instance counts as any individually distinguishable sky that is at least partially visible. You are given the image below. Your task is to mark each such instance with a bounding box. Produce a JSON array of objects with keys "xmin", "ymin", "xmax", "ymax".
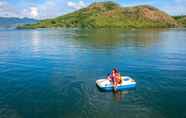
[{"xmin": 0, "ymin": 0, "xmax": 185, "ymax": 19}]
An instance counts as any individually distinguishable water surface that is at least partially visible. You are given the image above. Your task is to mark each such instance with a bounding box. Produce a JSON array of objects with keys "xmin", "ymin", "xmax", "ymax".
[{"xmin": 0, "ymin": 28, "xmax": 186, "ymax": 118}]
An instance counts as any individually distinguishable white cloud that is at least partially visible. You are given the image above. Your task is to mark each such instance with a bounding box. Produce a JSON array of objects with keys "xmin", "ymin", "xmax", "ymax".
[
  {"xmin": 21, "ymin": 0, "xmax": 65, "ymax": 19},
  {"xmin": 67, "ymin": 1, "xmax": 86, "ymax": 9},
  {"xmin": 22, "ymin": 7, "xmax": 39, "ymax": 18},
  {"xmin": 0, "ymin": 0, "xmax": 185, "ymax": 19},
  {"xmin": 161, "ymin": 0, "xmax": 186, "ymax": 15},
  {"xmin": 30, "ymin": 7, "xmax": 38, "ymax": 18},
  {"xmin": 0, "ymin": 0, "xmax": 71, "ymax": 19},
  {"xmin": 0, "ymin": 0, "xmax": 19, "ymax": 17},
  {"xmin": 28, "ymin": 0, "xmax": 71, "ymax": 19},
  {"xmin": 123, "ymin": 0, "xmax": 186, "ymax": 15}
]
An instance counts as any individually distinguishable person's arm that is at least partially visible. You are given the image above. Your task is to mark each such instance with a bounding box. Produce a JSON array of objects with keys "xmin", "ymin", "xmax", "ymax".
[{"xmin": 107, "ymin": 74, "xmax": 111, "ymax": 80}]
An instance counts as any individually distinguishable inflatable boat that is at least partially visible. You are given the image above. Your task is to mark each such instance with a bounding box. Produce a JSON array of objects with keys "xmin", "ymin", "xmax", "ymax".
[{"xmin": 96, "ymin": 76, "xmax": 136, "ymax": 91}]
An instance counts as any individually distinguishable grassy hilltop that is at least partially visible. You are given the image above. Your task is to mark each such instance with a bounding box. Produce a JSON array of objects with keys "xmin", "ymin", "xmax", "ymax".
[{"xmin": 18, "ymin": 2, "xmax": 181, "ymax": 29}]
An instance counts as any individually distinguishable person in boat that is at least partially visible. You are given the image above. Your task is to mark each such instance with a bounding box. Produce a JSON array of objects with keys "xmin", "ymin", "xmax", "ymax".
[{"xmin": 107, "ymin": 68, "xmax": 122, "ymax": 87}]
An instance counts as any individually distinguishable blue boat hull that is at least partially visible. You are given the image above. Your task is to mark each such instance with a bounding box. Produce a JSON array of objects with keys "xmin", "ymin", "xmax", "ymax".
[{"xmin": 97, "ymin": 83, "xmax": 136, "ymax": 91}]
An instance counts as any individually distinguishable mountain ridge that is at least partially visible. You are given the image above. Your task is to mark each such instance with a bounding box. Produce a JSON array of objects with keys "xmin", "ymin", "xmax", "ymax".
[
  {"xmin": 18, "ymin": 2, "xmax": 181, "ymax": 29},
  {"xmin": 0, "ymin": 17, "xmax": 38, "ymax": 29}
]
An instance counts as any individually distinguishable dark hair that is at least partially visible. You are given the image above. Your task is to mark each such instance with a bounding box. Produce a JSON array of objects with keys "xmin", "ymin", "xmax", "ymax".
[{"xmin": 112, "ymin": 68, "xmax": 118, "ymax": 73}]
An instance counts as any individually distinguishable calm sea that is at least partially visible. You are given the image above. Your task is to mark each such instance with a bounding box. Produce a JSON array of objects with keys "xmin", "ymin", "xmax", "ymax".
[{"xmin": 0, "ymin": 28, "xmax": 186, "ymax": 118}]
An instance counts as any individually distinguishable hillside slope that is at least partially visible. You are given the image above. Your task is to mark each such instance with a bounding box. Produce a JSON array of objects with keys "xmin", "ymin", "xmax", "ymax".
[
  {"xmin": 173, "ymin": 16, "xmax": 186, "ymax": 27},
  {"xmin": 18, "ymin": 2, "xmax": 179, "ymax": 29}
]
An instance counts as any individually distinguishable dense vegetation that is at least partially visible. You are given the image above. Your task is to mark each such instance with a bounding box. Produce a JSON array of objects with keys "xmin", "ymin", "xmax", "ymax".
[
  {"xmin": 173, "ymin": 16, "xmax": 186, "ymax": 27},
  {"xmin": 18, "ymin": 2, "xmax": 180, "ymax": 29}
]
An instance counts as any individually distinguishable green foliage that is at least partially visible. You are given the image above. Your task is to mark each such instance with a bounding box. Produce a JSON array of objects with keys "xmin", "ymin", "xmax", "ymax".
[
  {"xmin": 173, "ymin": 16, "xmax": 186, "ymax": 27},
  {"xmin": 17, "ymin": 2, "xmax": 180, "ymax": 29}
]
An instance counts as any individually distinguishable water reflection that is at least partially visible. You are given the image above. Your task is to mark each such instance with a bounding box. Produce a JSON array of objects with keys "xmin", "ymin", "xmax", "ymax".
[
  {"xmin": 68, "ymin": 29, "xmax": 167, "ymax": 49},
  {"xmin": 0, "ymin": 28, "xmax": 186, "ymax": 118},
  {"xmin": 31, "ymin": 30, "xmax": 41, "ymax": 53},
  {"xmin": 113, "ymin": 91, "xmax": 126, "ymax": 102},
  {"xmin": 112, "ymin": 90, "xmax": 135, "ymax": 102},
  {"xmin": 96, "ymin": 86, "xmax": 136, "ymax": 102}
]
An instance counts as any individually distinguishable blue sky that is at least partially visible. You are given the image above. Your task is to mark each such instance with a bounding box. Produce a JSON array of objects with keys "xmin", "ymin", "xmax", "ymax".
[{"xmin": 0, "ymin": 0, "xmax": 185, "ymax": 19}]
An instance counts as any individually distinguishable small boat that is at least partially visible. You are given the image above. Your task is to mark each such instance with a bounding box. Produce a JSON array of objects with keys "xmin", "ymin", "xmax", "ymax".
[{"xmin": 96, "ymin": 76, "xmax": 136, "ymax": 91}]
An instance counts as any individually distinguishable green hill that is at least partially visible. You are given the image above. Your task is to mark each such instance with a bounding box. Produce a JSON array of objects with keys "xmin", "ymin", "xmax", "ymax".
[
  {"xmin": 18, "ymin": 2, "xmax": 180, "ymax": 29},
  {"xmin": 173, "ymin": 16, "xmax": 186, "ymax": 27}
]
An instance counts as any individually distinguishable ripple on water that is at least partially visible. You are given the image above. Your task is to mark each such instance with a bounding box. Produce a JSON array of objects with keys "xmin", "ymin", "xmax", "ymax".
[{"xmin": 0, "ymin": 29, "xmax": 186, "ymax": 118}]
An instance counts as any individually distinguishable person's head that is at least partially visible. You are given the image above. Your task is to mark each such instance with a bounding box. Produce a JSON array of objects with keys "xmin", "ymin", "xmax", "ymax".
[{"xmin": 112, "ymin": 68, "xmax": 118, "ymax": 74}]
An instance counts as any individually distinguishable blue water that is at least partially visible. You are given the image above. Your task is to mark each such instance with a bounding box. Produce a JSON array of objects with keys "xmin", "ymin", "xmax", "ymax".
[{"xmin": 0, "ymin": 28, "xmax": 186, "ymax": 118}]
